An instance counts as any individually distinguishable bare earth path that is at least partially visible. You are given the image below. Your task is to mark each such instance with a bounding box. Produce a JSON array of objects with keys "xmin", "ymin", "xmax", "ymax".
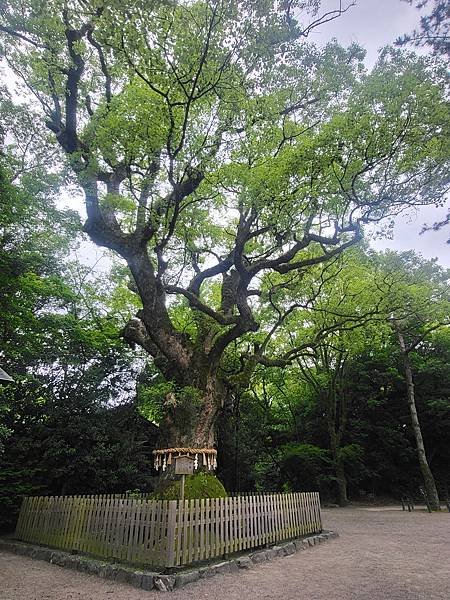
[{"xmin": 1, "ymin": 507, "xmax": 449, "ymax": 600}]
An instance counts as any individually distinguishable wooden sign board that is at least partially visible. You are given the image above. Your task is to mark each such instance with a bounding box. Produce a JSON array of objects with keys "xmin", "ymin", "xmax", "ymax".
[{"xmin": 175, "ymin": 455, "xmax": 195, "ymax": 475}]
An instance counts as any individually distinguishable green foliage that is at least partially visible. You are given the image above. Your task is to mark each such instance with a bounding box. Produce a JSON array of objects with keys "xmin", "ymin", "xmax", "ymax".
[
  {"xmin": 217, "ymin": 249, "xmax": 450, "ymax": 503},
  {"xmin": 0, "ymin": 2, "xmax": 448, "ymax": 379},
  {"xmin": 137, "ymin": 372, "xmax": 203, "ymax": 433},
  {"xmin": 138, "ymin": 379, "xmax": 175, "ymax": 424},
  {"xmin": 0, "ymin": 126, "xmax": 159, "ymax": 531},
  {"xmin": 218, "ymin": 324, "xmax": 450, "ymax": 501},
  {"xmin": 0, "ymin": 393, "xmax": 158, "ymax": 531},
  {"xmin": 338, "ymin": 444, "xmax": 364, "ymax": 462},
  {"xmin": 397, "ymin": 1, "xmax": 450, "ymax": 57},
  {"xmin": 277, "ymin": 443, "xmax": 331, "ymax": 492}
]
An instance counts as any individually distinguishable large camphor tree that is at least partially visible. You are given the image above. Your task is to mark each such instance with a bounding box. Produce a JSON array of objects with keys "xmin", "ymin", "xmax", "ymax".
[{"xmin": 1, "ymin": 1, "xmax": 448, "ymax": 461}]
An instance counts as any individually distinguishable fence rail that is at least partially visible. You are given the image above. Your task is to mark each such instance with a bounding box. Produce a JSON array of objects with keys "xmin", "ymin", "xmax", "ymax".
[{"xmin": 15, "ymin": 492, "xmax": 322, "ymax": 568}]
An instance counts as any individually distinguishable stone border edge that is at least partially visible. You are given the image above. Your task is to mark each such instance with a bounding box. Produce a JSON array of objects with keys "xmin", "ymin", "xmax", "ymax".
[{"xmin": 0, "ymin": 530, "xmax": 338, "ymax": 592}]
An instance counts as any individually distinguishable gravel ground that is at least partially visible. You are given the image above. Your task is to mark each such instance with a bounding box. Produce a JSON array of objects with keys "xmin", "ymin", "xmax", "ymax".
[{"xmin": 0, "ymin": 506, "xmax": 449, "ymax": 600}]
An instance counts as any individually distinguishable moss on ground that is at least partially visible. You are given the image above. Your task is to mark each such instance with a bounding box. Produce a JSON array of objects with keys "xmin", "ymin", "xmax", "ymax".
[{"xmin": 153, "ymin": 472, "xmax": 227, "ymax": 500}]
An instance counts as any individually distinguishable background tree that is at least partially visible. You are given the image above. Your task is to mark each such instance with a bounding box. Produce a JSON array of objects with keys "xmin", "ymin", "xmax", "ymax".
[
  {"xmin": 397, "ymin": 1, "xmax": 449, "ymax": 58},
  {"xmin": 397, "ymin": 0, "xmax": 450, "ymax": 242},
  {"xmin": 218, "ymin": 250, "xmax": 450, "ymax": 504},
  {"xmin": 335, "ymin": 331, "xmax": 450, "ymax": 501},
  {"xmin": 373, "ymin": 251, "xmax": 450, "ymax": 509},
  {"xmin": 0, "ymin": 101, "xmax": 157, "ymax": 531},
  {"xmin": 252, "ymin": 250, "xmax": 386, "ymax": 504}
]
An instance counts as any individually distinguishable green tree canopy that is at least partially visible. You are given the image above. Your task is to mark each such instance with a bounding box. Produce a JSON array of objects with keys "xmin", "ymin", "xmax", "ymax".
[{"xmin": 1, "ymin": 0, "xmax": 449, "ymax": 452}]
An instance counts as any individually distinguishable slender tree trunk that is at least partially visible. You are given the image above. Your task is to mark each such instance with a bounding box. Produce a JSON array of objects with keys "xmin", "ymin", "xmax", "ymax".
[
  {"xmin": 335, "ymin": 460, "xmax": 348, "ymax": 507},
  {"xmin": 397, "ymin": 329, "xmax": 440, "ymax": 510},
  {"xmin": 329, "ymin": 431, "xmax": 348, "ymax": 507},
  {"xmin": 324, "ymin": 364, "xmax": 349, "ymax": 507}
]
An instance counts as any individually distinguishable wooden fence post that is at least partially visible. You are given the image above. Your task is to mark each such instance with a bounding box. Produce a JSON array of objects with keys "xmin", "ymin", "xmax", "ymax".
[{"xmin": 165, "ymin": 500, "xmax": 178, "ymax": 567}]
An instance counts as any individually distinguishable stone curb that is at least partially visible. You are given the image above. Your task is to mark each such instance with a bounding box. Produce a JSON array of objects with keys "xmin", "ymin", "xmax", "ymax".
[{"xmin": 0, "ymin": 530, "xmax": 338, "ymax": 593}]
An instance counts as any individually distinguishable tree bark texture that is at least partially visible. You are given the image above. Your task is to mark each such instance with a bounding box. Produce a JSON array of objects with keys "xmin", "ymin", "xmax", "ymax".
[
  {"xmin": 397, "ymin": 329, "xmax": 441, "ymax": 510},
  {"xmin": 157, "ymin": 373, "xmax": 226, "ymax": 449}
]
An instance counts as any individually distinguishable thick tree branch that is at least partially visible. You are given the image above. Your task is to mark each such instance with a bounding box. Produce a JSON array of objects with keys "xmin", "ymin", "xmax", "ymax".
[
  {"xmin": 86, "ymin": 28, "xmax": 112, "ymax": 103},
  {"xmin": 188, "ymin": 253, "xmax": 234, "ymax": 296},
  {"xmin": 165, "ymin": 285, "xmax": 239, "ymax": 326},
  {"xmin": 0, "ymin": 24, "xmax": 48, "ymax": 48}
]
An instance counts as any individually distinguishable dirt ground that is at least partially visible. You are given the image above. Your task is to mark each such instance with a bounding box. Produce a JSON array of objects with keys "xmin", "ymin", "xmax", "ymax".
[{"xmin": 1, "ymin": 506, "xmax": 449, "ymax": 600}]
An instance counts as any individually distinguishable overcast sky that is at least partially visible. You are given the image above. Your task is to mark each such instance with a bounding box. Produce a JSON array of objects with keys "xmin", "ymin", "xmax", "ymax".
[{"xmin": 309, "ymin": 0, "xmax": 449, "ymax": 266}]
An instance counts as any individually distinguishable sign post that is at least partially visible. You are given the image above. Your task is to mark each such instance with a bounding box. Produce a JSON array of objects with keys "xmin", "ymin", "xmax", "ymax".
[
  {"xmin": 153, "ymin": 448, "xmax": 217, "ymax": 502},
  {"xmin": 174, "ymin": 455, "xmax": 195, "ymax": 502},
  {"xmin": 180, "ymin": 474, "xmax": 186, "ymax": 502}
]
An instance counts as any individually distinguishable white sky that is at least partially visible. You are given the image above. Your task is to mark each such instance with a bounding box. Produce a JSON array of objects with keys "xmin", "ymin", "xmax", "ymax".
[{"xmin": 309, "ymin": 0, "xmax": 449, "ymax": 266}]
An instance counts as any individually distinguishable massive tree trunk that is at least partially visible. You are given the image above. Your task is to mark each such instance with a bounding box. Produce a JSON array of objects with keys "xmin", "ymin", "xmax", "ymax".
[
  {"xmin": 118, "ymin": 246, "xmax": 231, "ymax": 455},
  {"xmin": 157, "ymin": 371, "xmax": 226, "ymax": 449},
  {"xmin": 397, "ymin": 329, "xmax": 440, "ymax": 511}
]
